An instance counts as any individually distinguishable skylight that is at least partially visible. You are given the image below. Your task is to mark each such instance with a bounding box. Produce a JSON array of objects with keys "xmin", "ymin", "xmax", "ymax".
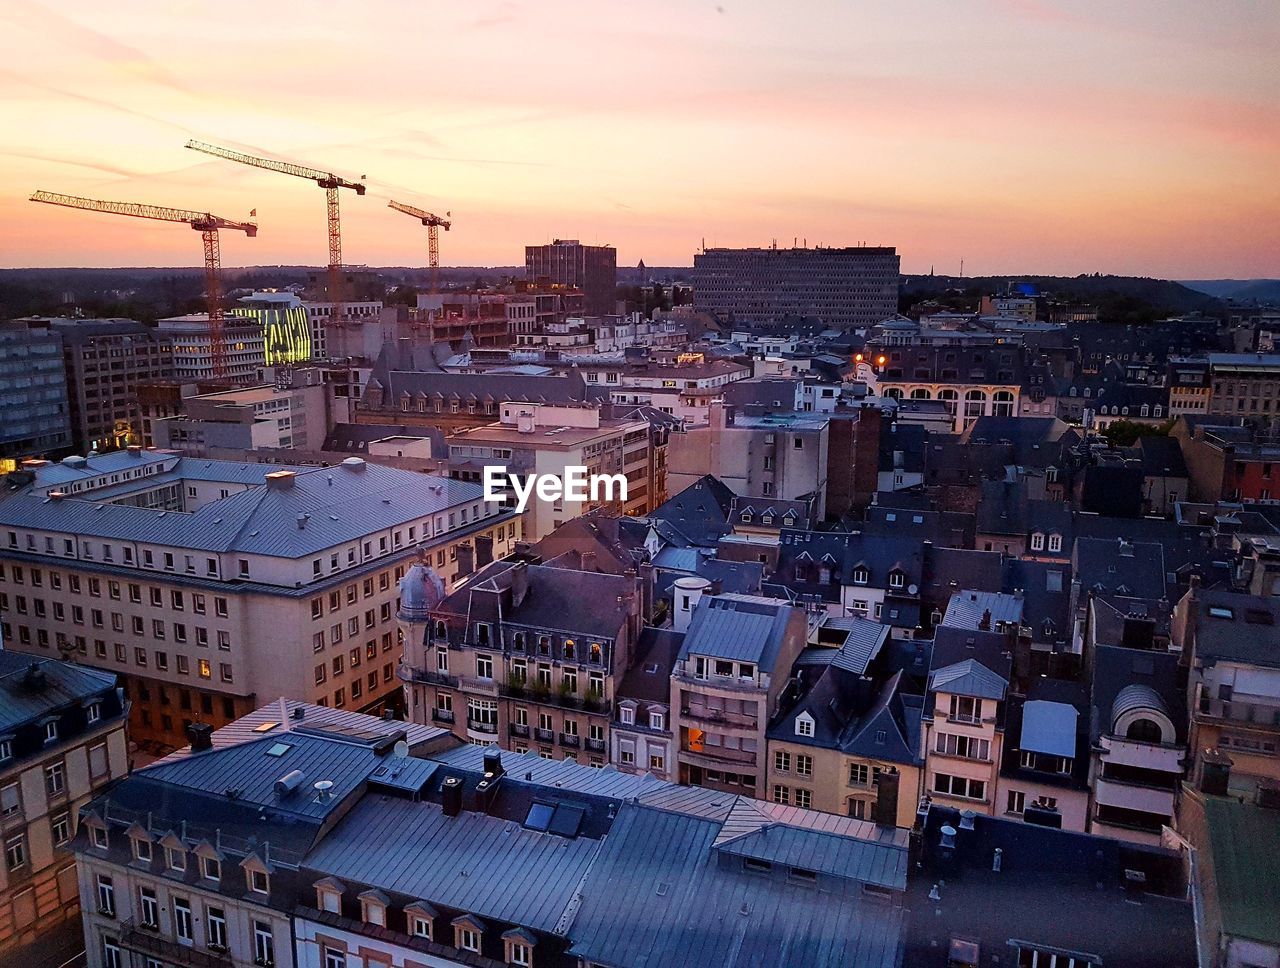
[
  {"xmin": 1207, "ymin": 606, "xmax": 1235, "ymax": 620},
  {"xmin": 265, "ymin": 742, "xmax": 293, "ymax": 757}
]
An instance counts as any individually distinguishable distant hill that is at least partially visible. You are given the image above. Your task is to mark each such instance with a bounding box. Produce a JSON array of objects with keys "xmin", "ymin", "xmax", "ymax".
[
  {"xmin": 1182, "ymin": 279, "xmax": 1280, "ymax": 303},
  {"xmin": 901, "ymin": 273, "xmax": 1223, "ymax": 323}
]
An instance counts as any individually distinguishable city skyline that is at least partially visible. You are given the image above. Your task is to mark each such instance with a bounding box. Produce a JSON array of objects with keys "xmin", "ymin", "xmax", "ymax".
[{"xmin": 0, "ymin": 0, "xmax": 1278, "ymax": 277}]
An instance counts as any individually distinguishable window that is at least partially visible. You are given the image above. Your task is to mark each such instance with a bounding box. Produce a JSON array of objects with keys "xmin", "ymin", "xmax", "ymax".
[
  {"xmin": 138, "ymin": 887, "xmax": 159, "ymax": 928},
  {"xmin": 52, "ymin": 811, "xmax": 71, "ymax": 846},
  {"xmin": 91, "ymin": 824, "xmax": 109, "ymax": 850},
  {"xmin": 773, "ymin": 785, "xmax": 791, "ymax": 805},
  {"xmin": 795, "ymin": 788, "xmax": 812, "ymax": 808},
  {"xmin": 620, "ymin": 705, "xmax": 635, "ymax": 725},
  {"xmin": 412, "ymin": 917, "xmax": 432, "ymax": 940},
  {"xmin": 796, "ymin": 714, "xmax": 814, "ymax": 738},
  {"xmin": 4, "ymin": 833, "xmax": 25, "ymax": 871},
  {"xmin": 91, "ymin": 872, "xmax": 119, "ymax": 918},
  {"xmin": 253, "ymin": 922, "xmax": 275, "ymax": 966},
  {"xmin": 888, "ymin": 570, "xmax": 905, "ymax": 589},
  {"xmin": 174, "ymin": 897, "xmax": 193, "ymax": 942},
  {"xmin": 207, "ymin": 908, "xmax": 228, "ymax": 949},
  {"xmin": 324, "ymin": 948, "xmax": 345, "ymax": 968},
  {"xmin": 948, "ymin": 695, "xmax": 980, "ymax": 723},
  {"xmin": 103, "ymin": 938, "xmax": 122, "ymax": 968},
  {"xmin": 250, "ymin": 868, "xmax": 270, "ymax": 894},
  {"xmin": 1007, "ymin": 790, "xmax": 1026, "ymax": 815},
  {"xmin": 933, "ymin": 773, "xmax": 986, "ymax": 802},
  {"xmin": 936, "ymin": 732, "xmax": 991, "ymax": 761},
  {"xmin": 510, "ymin": 941, "xmax": 532, "ymax": 966},
  {"xmin": 796, "ymin": 754, "xmax": 813, "ymax": 777},
  {"xmin": 1030, "ymin": 532, "xmax": 1045, "ymax": 551},
  {"xmin": 133, "ymin": 835, "xmax": 152, "ymax": 863},
  {"xmin": 1047, "ymin": 533, "xmax": 1063, "ymax": 553},
  {"xmin": 458, "ymin": 927, "xmax": 481, "ymax": 952},
  {"xmin": 44, "ymin": 720, "xmax": 58, "ymax": 744},
  {"xmin": 1016, "ymin": 945, "xmax": 1098, "ymax": 967},
  {"xmin": 476, "ymin": 653, "xmax": 493, "ymax": 679},
  {"xmin": 774, "ymin": 750, "xmax": 791, "ymax": 772},
  {"xmin": 46, "ymin": 761, "xmax": 65, "ymax": 796},
  {"xmin": 202, "ymin": 855, "xmax": 221, "ymax": 881},
  {"xmin": 849, "ymin": 763, "xmax": 870, "ymax": 786},
  {"xmin": 168, "ymin": 845, "xmax": 186, "ymax": 872}
]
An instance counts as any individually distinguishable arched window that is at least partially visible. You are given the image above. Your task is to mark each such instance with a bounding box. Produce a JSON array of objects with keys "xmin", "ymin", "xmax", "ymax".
[
  {"xmin": 964, "ymin": 389, "xmax": 986, "ymax": 418},
  {"xmin": 434, "ymin": 621, "xmax": 446, "ymax": 640},
  {"xmin": 992, "ymin": 390, "xmax": 1014, "ymax": 416},
  {"xmin": 513, "ymin": 632, "xmax": 525, "ymax": 651},
  {"xmin": 563, "ymin": 639, "xmax": 575, "ymax": 660},
  {"xmin": 1126, "ymin": 718, "xmax": 1163, "ymax": 744},
  {"xmin": 538, "ymin": 636, "xmax": 550, "ymax": 656},
  {"xmin": 938, "ymin": 388, "xmax": 959, "ymax": 414},
  {"xmin": 884, "ymin": 387, "xmax": 903, "ymax": 400},
  {"xmin": 589, "ymin": 642, "xmax": 602, "ymax": 662},
  {"xmin": 910, "ymin": 388, "xmax": 932, "ymax": 400}
]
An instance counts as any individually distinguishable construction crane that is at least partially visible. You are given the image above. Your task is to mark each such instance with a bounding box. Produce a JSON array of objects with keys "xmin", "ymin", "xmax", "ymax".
[
  {"xmin": 387, "ymin": 200, "xmax": 452, "ymax": 294},
  {"xmin": 185, "ymin": 140, "xmax": 364, "ymax": 323},
  {"xmin": 29, "ymin": 190, "xmax": 257, "ymax": 378}
]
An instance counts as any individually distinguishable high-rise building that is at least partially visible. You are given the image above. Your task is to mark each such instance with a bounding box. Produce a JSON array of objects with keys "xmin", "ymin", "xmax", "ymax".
[
  {"xmin": 33, "ymin": 318, "xmax": 173, "ymax": 454},
  {"xmin": 525, "ymin": 239, "xmax": 617, "ymax": 316},
  {"xmin": 692, "ymin": 245, "xmax": 900, "ymax": 329}
]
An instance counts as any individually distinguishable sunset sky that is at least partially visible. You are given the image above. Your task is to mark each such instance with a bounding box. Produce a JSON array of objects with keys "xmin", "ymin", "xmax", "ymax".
[{"xmin": 1, "ymin": 0, "xmax": 1277, "ymax": 277}]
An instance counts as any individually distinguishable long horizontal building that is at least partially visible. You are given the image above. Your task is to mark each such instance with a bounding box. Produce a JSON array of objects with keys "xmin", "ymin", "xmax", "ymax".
[
  {"xmin": 693, "ymin": 245, "xmax": 900, "ymax": 329},
  {"xmin": 0, "ymin": 448, "xmax": 520, "ymax": 750}
]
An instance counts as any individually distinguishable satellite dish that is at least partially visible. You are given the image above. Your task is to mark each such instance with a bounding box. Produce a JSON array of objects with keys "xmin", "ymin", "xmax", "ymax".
[
  {"xmin": 907, "ymin": 583, "xmax": 919, "ymax": 595},
  {"xmin": 392, "ymin": 740, "xmax": 409, "ymax": 759}
]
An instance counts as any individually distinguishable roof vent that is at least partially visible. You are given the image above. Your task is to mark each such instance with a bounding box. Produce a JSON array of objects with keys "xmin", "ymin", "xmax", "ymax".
[
  {"xmin": 291, "ymin": 707, "xmax": 306, "ymax": 721},
  {"xmin": 274, "ymin": 769, "xmax": 306, "ymax": 797},
  {"xmin": 187, "ymin": 722, "xmax": 213, "ymax": 752},
  {"xmin": 297, "ymin": 513, "xmax": 310, "ymax": 530},
  {"xmin": 48, "ymin": 491, "xmax": 66, "ymax": 501},
  {"xmin": 314, "ymin": 780, "xmax": 334, "ymax": 802},
  {"xmin": 342, "ymin": 456, "xmax": 367, "ymax": 471}
]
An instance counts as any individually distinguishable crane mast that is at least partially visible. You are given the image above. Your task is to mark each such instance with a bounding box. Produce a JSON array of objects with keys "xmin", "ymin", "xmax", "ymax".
[
  {"xmin": 29, "ymin": 190, "xmax": 256, "ymax": 379},
  {"xmin": 186, "ymin": 140, "xmax": 364, "ymax": 326},
  {"xmin": 387, "ymin": 200, "xmax": 452, "ymax": 294}
]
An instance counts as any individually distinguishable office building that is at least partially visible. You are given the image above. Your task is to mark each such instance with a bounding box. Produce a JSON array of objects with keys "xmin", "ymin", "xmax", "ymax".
[
  {"xmin": 525, "ymin": 240, "xmax": 617, "ymax": 316},
  {"xmin": 0, "ymin": 321, "xmax": 72, "ymax": 467},
  {"xmin": 0, "ymin": 654, "xmax": 127, "ymax": 957},
  {"xmin": 0, "ymin": 449, "xmax": 519, "ymax": 749},
  {"xmin": 233, "ymin": 291, "xmax": 311, "ymax": 365},
  {"xmin": 692, "ymin": 246, "xmax": 900, "ymax": 329},
  {"xmin": 158, "ymin": 314, "xmax": 266, "ymax": 385}
]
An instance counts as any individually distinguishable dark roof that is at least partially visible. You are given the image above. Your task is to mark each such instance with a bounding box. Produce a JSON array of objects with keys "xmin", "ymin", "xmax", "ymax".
[
  {"xmin": 906, "ymin": 806, "xmax": 1197, "ymax": 968},
  {"xmin": 975, "ymin": 479, "xmax": 1027, "ymax": 537},
  {"xmin": 1138, "ymin": 435, "xmax": 1189, "ymax": 478},
  {"xmin": 1002, "ymin": 558, "xmax": 1071, "ymax": 645},
  {"xmin": 1089, "ymin": 642, "xmax": 1186, "ymax": 744},
  {"xmin": 647, "ymin": 475, "xmax": 737, "ymax": 547},
  {"xmin": 678, "ymin": 594, "xmax": 800, "ymax": 672},
  {"xmin": 1188, "ymin": 589, "xmax": 1280, "ymax": 668},
  {"xmin": 1073, "ymin": 537, "xmax": 1167, "ymax": 599},
  {"xmin": 1079, "ymin": 463, "xmax": 1145, "ymax": 517},
  {"xmin": 321, "ymin": 422, "xmax": 445, "ymax": 455},
  {"xmin": 0, "ymin": 652, "xmax": 118, "ymax": 733},
  {"xmin": 618, "ymin": 627, "xmax": 684, "ymax": 704}
]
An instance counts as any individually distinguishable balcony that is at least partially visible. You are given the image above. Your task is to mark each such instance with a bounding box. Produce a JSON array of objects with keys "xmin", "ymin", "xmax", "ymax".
[
  {"xmin": 585, "ymin": 737, "xmax": 607, "ymax": 753},
  {"xmin": 534, "ymin": 727, "xmax": 555, "ymax": 743},
  {"xmin": 431, "ymin": 709, "xmax": 455, "ymax": 725},
  {"xmin": 1198, "ymin": 696, "xmax": 1280, "ymax": 728},
  {"xmin": 466, "ymin": 719, "xmax": 498, "ymax": 735},
  {"xmin": 510, "ymin": 723, "xmax": 530, "ymax": 739},
  {"xmin": 559, "ymin": 732, "xmax": 581, "ymax": 748},
  {"xmin": 681, "ymin": 706, "xmax": 758, "ymax": 731},
  {"xmin": 398, "ymin": 664, "xmax": 458, "ymax": 688},
  {"xmin": 119, "ymin": 920, "xmax": 232, "ymax": 968},
  {"xmin": 1094, "ymin": 776, "xmax": 1177, "ymax": 816},
  {"xmin": 680, "ymin": 744, "xmax": 757, "ymax": 765},
  {"xmin": 500, "ymin": 683, "xmax": 607, "ymax": 714}
]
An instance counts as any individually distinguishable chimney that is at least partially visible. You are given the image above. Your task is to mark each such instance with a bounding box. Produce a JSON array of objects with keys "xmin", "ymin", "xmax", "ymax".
[
  {"xmin": 441, "ymin": 776, "xmax": 464, "ymax": 817},
  {"xmin": 1198, "ymin": 748, "xmax": 1233, "ymax": 796},
  {"xmin": 296, "ymin": 513, "xmax": 310, "ymax": 530},
  {"xmin": 872, "ymin": 768, "xmax": 900, "ymax": 827},
  {"xmin": 455, "ymin": 543, "xmax": 475, "ymax": 579},
  {"xmin": 1256, "ymin": 777, "xmax": 1280, "ymax": 810},
  {"xmin": 511, "ymin": 561, "xmax": 530, "ymax": 608},
  {"xmin": 187, "ymin": 722, "xmax": 214, "ymax": 752},
  {"xmin": 482, "ymin": 747, "xmax": 504, "ymax": 777},
  {"xmin": 978, "ymin": 608, "xmax": 992, "ymax": 631},
  {"xmin": 992, "ymin": 847, "xmax": 1003, "ymax": 872},
  {"xmin": 265, "ymin": 470, "xmax": 297, "ymax": 490}
]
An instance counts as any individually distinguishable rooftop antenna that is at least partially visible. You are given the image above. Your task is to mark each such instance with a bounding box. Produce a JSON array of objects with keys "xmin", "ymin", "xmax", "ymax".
[{"xmin": 960, "ymin": 259, "xmax": 965, "ymax": 278}]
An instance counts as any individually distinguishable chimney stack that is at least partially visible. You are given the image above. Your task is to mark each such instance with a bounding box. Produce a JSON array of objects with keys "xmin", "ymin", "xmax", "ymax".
[
  {"xmin": 441, "ymin": 776, "xmax": 464, "ymax": 817},
  {"xmin": 187, "ymin": 722, "xmax": 214, "ymax": 752},
  {"xmin": 1198, "ymin": 748, "xmax": 1233, "ymax": 797}
]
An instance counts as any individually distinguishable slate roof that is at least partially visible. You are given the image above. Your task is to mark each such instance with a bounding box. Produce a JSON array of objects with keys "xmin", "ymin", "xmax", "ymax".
[
  {"xmin": 929, "ymin": 658, "xmax": 1008, "ymax": 700},
  {"xmin": 1138, "ymin": 435, "xmax": 1189, "ymax": 478},
  {"xmin": 0, "ymin": 652, "xmax": 118, "ymax": 733},
  {"xmin": 304, "ymin": 794, "xmax": 601, "ymax": 934},
  {"xmin": 618, "ymin": 627, "xmax": 684, "ymax": 704},
  {"xmin": 567, "ymin": 802, "xmax": 906, "ymax": 968},
  {"xmin": 678, "ymin": 594, "xmax": 800, "ymax": 671},
  {"xmin": 1089, "ymin": 643, "xmax": 1186, "ymax": 744},
  {"xmin": 1188, "ymin": 589, "xmax": 1280, "ymax": 668},
  {"xmin": 1002, "ymin": 558, "xmax": 1071, "ymax": 643},
  {"xmin": 941, "ymin": 590, "xmax": 1024, "ymax": 631},
  {"xmin": 0, "ymin": 457, "xmax": 493, "ymax": 558},
  {"xmin": 1079, "ymin": 462, "xmax": 1146, "ymax": 517},
  {"xmin": 1073, "ymin": 537, "xmax": 1167, "ymax": 599},
  {"xmin": 646, "ymin": 475, "xmax": 737, "ymax": 547}
]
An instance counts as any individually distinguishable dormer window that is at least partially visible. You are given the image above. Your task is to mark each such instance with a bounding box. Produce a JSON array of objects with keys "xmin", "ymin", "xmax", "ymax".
[
  {"xmin": 43, "ymin": 720, "xmax": 58, "ymax": 744},
  {"xmin": 503, "ymin": 928, "xmax": 537, "ymax": 967},
  {"xmin": 1030, "ymin": 532, "xmax": 1045, "ymax": 551},
  {"xmin": 406, "ymin": 901, "xmax": 437, "ymax": 940},
  {"xmin": 796, "ymin": 712, "xmax": 815, "ymax": 738},
  {"xmin": 852, "ymin": 567, "xmax": 869, "ymax": 586},
  {"xmin": 513, "ymin": 633, "xmax": 525, "ymax": 652},
  {"xmin": 314, "ymin": 880, "xmax": 343, "ymax": 914},
  {"xmin": 132, "ymin": 835, "xmax": 152, "ymax": 864},
  {"xmin": 202, "ymin": 855, "xmax": 222, "ymax": 881},
  {"xmin": 167, "ymin": 846, "xmax": 186, "ymax": 873},
  {"xmin": 453, "ymin": 915, "xmax": 485, "ymax": 954},
  {"xmin": 1048, "ymin": 534, "xmax": 1063, "ymax": 553},
  {"xmin": 86, "ymin": 701, "xmax": 102, "ymax": 725},
  {"xmin": 740, "ymin": 511, "xmax": 752, "ymax": 523},
  {"xmin": 620, "ymin": 705, "xmax": 635, "ymax": 726},
  {"xmin": 358, "ymin": 889, "xmax": 388, "ymax": 927},
  {"xmin": 589, "ymin": 642, "xmax": 602, "ymax": 663},
  {"xmin": 249, "ymin": 868, "xmax": 270, "ymax": 895},
  {"xmin": 434, "ymin": 620, "xmax": 447, "ymax": 640},
  {"xmin": 90, "ymin": 824, "xmax": 109, "ymax": 851},
  {"xmin": 888, "ymin": 570, "xmax": 905, "ymax": 590},
  {"xmin": 563, "ymin": 639, "xmax": 575, "ymax": 660},
  {"xmin": 649, "ymin": 710, "xmax": 665, "ymax": 730},
  {"xmin": 762, "ymin": 513, "xmax": 773, "ymax": 526}
]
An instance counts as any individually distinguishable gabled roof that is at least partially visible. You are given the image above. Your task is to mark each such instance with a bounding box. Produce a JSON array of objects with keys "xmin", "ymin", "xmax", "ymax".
[
  {"xmin": 929, "ymin": 658, "xmax": 1007, "ymax": 700},
  {"xmin": 0, "ymin": 653, "xmax": 117, "ymax": 733}
]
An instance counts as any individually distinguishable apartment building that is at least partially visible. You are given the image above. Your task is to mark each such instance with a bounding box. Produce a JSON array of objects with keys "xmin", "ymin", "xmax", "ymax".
[
  {"xmin": 0, "ymin": 448, "xmax": 518, "ymax": 750},
  {"xmin": 1175, "ymin": 588, "xmax": 1280, "ymax": 799},
  {"xmin": 868, "ymin": 343, "xmax": 1024, "ymax": 433},
  {"xmin": 525, "ymin": 239, "xmax": 617, "ymax": 316},
  {"xmin": 766, "ymin": 616, "xmax": 924, "ymax": 826},
  {"xmin": 0, "ymin": 320, "xmax": 72, "ymax": 467},
  {"xmin": 1206, "ymin": 353, "xmax": 1280, "ymax": 417},
  {"xmin": 0, "ymin": 654, "xmax": 127, "ymax": 957},
  {"xmin": 399, "ymin": 559, "xmax": 643, "ymax": 766},
  {"xmin": 692, "ymin": 246, "xmax": 900, "ymax": 329},
  {"xmin": 667, "ymin": 405, "xmax": 830, "ymax": 518},
  {"xmin": 158, "ymin": 314, "xmax": 266, "ymax": 385},
  {"xmin": 446, "ymin": 402, "xmax": 653, "ymax": 540},
  {"xmin": 1084, "ymin": 597, "xmax": 1186, "ymax": 844},
  {"xmin": 671, "ymin": 591, "xmax": 808, "ymax": 800},
  {"xmin": 77, "ymin": 699, "xmax": 913, "ymax": 968},
  {"xmin": 612, "ymin": 626, "xmax": 681, "ymax": 781}
]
